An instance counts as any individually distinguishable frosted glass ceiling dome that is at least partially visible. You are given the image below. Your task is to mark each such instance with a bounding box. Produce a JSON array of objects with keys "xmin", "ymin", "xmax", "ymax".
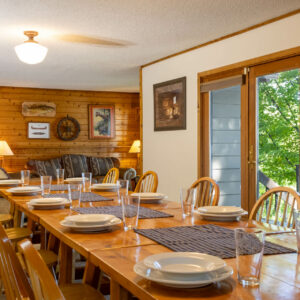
[{"xmin": 14, "ymin": 31, "xmax": 48, "ymax": 64}]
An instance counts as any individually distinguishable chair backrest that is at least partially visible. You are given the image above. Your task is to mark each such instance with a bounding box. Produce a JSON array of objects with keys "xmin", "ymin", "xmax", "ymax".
[
  {"xmin": 103, "ymin": 167, "xmax": 119, "ymax": 183},
  {"xmin": 249, "ymin": 187, "xmax": 300, "ymax": 228},
  {"xmin": 190, "ymin": 177, "xmax": 220, "ymax": 207},
  {"xmin": 17, "ymin": 239, "xmax": 65, "ymax": 300},
  {"xmin": 0, "ymin": 225, "xmax": 34, "ymax": 300},
  {"xmin": 134, "ymin": 171, "xmax": 158, "ymax": 193}
]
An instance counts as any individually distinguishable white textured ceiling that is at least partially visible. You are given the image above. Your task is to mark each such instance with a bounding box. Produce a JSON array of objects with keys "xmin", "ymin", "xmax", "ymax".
[{"xmin": 0, "ymin": 0, "xmax": 299, "ymax": 92}]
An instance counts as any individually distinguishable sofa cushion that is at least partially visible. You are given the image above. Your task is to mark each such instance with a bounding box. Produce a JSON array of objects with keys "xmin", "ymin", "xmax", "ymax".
[
  {"xmin": 61, "ymin": 154, "xmax": 89, "ymax": 178},
  {"xmin": 88, "ymin": 157, "xmax": 120, "ymax": 176},
  {"xmin": 27, "ymin": 158, "xmax": 62, "ymax": 178}
]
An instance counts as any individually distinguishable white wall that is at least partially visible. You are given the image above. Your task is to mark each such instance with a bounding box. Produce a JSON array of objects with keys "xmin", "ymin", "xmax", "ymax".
[{"xmin": 142, "ymin": 14, "xmax": 300, "ymax": 202}]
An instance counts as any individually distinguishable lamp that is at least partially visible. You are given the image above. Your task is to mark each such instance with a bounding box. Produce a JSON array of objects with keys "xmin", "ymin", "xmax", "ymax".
[
  {"xmin": 129, "ymin": 140, "xmax": 141, "ymax": 174},
  {"xmin": 0, "ymin": 141, "xmax": 14, "ymax": 168},
  {"xmin": 15, "ymin": 31, "xmax": 48, "ymax": 64},
  {"xmin": 129, "ymin": 140, "xmax": 141, "ymax": 153}
]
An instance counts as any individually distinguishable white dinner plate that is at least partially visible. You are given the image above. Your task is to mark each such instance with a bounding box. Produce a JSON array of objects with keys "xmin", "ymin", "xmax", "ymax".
[
  {"xmin": 143, "ymin": 252, "xmax": 225, "ymax": 275},
  {"xmin": 0, "ymin": 179, "xmax": 21, "ymax": 186},
  {"xmin": 131, "ymin": 193, "xmax": 165, "ymax": 199},
  {"xmin": 7, "ymin": 186, "xmax": 42, "ymax": 195},
  {"xmin": 60, "ymin": 217, "xmax": 122, "ymax": 232},
  {"xmin": 134, "ymin": 261, "xmax": 233, "ymax": 288},
  {"xmin": 65, "ymin": 214, "xmax": 115, "ymax": 226},
  {"xmin": 91, "ymin": 183, "xmax": 120, "ymax": 191},
  {"xmin": 198, "ymin": 206, "xmax": 243, "ymax": 215},
  {"xmin": 27, "ymin": 199, "xmax": 69, "ymax": 210},
  {"xmin": 31, "ymin": 197, "xmax": 67, "ymax": 204},
  {"xmin": 195, "ymin": 210, "xmax": 248, "ymax": 221},
  {"xmin": 64, "ymin": 178, "xmax": 84, "ymax": 183}
]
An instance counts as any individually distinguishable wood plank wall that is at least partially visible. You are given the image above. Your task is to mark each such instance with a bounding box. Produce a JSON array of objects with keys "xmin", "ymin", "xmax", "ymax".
[{"xmin": 0, "ymin": 86, "xmax": 139, "ymax": 172}]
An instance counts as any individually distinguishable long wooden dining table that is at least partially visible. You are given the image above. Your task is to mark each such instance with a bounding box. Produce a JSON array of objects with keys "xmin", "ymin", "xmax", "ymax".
[{"xmin": 0, "ymin": 185, "xmax": 299, "ymax": 300}]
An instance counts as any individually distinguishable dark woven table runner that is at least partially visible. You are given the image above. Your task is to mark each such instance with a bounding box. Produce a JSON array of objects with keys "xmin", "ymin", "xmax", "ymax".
[
  {"xmin": 73, "ymin": 206, "xmax": 174, "ymax": 219},
  {"xmin": 33, "ymin": 184, "xmax": 78, "ymax": 191},
  {"xmin": 134, "ymin": 224, "xmax": 296, "ymax": 259},
  {"xmin": 44, "ymin": 192, "xmax": 112, "ymax": 202}
]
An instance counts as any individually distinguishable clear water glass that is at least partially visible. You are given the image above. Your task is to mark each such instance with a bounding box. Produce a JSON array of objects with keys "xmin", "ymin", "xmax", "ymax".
[
  {"xmin": 82, "ymin": 172, "xmax": 92, "ymax": 192},
  {"xmin": 21, "ymin": 170, "xmax": 30, "ymax": 186},
  {"xmin": 56, "ymin": 169, "xmax": 64, "ymax": 185},
  {"xmin": 293, "ymin": 209, "xmax": 300, "ymax": 252},
  {"xmin": 117, "ymin": 179, "xmax": 129, "ymax": 203},
  {"xmin": 121, "ymin": 195, "xmax": 140, "ymax": 231},
  {"xmin": 68, "ymin": 184, "xmax": 82, "ymax": 209},
  {"xmin": 235, "ymin": 228, "xmax": 265, "ymax": 286},
  {"xmin": 41, "ymin": 176, "xmax": 52, "ymax": 196},
  {"xmin": 180, "ymin": 187, "xmax": 196, "ymax": 217}
]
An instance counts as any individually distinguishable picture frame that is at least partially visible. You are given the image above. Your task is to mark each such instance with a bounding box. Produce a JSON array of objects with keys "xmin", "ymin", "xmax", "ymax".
[
  {"xmin": 28, "ymin": 122, "xmax": 50, "ymax": 139},
  {"xmin": 88, "ymin": 105, "xmax": 115, "ymax": 139},
  {"xmin": 153, "ymin": 77, "xmax": 186, "ymax": 131}
]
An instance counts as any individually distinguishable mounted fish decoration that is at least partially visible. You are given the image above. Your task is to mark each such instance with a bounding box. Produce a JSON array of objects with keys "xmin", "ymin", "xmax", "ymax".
[{"xmin": 22, "ymin": 102, "xmax": 56, "ymax": 117}]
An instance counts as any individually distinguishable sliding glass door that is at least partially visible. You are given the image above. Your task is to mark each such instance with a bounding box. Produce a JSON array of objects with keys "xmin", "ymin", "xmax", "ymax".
[{"xmin": 248, "ymin": 56, "xmax": 300, "ymax": 210}]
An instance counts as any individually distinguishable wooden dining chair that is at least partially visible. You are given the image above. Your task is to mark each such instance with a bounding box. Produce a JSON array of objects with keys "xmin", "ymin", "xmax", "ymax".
[
  {"xmin": 134, "ymin": 171, "xmax": 158, "ymax": 193},
  {"xmin": 190, "ymin": 177, "xmax": 220, "ymax": 207},
  {"xmin": 249, "ymin": 186, "xmax": 300, "ymax": 228},
  {"xmin": 103, "ymin": 167, "xmax": 119, "ymax": 184},
  {"xmin": 18, "ymin": 239, "xmax": 105, "ymax": 300},
  {"xmin": 0, "ymin": 225, "xmax": 35, "ymax": 300}
]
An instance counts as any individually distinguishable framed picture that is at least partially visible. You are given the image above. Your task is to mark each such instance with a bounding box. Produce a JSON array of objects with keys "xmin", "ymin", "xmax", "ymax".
[
  {"xmin": 89, "ymin": 105, "xmax": 115, "ymax": 139},
  {"xmin": 22, "ymin": 102, "xmax": 56, "ymax": 117},
  {"xmin": 28, "ymin": 122, "xmax": 50, "ymax": 139},
  {"xmin": 153, "ymin": 77, "xmax": 186, "ymax": 131}
]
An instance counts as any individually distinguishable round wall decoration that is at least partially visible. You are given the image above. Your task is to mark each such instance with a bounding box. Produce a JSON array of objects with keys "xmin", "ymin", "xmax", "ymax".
[{"xmin": 57, "ymin": 115, "xmax": 80, "ymax": 141}]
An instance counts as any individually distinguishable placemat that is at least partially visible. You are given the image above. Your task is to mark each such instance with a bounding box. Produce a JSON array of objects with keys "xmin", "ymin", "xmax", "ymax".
[
  {"xmin": 44, "ymin": 192, "xmax": 112, "ymax": 202},
  {"xmin": 73, "ymin": 206, "xmax": 174, "ymax": 219},
  {"xmin": 32, "ymin": 184, "xmax": 78, "ymax": 191},
  {"xmin": 134, "ymin": 224, "xmax": 296, "ymax": 259}
]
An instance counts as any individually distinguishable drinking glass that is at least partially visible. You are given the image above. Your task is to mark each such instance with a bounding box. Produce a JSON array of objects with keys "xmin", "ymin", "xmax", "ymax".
[
  {"xmin": 82, "ymin": 172, "xmax": 92, "ymax": 192},
  {"xmin": 20, "ymin": 170, "xmax": 30, "ymax": 186},
  {"xmin": 121, "ymin": 195, "xmax": 140, "ymax": 231},
  {"xmin": 235, "ymin": 228, "xmax": 265, "ymax": 286},
  {"xmin": 68, "ymin": 184, "xmax": 82, "ymax": 209},
  {"xmin": 180, "ymin": 187, "xmax": 196, "ymax": 217},
  {"xmin": 293, "ymin": 209, "xmax": 300, "ymax": 252},
  {"xmin": 117, "ymin": 179, "xmax": 129, "ymax": 203},
  {"xmin": 41, "ymin": 176, "xmax": 52, "ymax": 196},
  {"xmin": 56, "ymin": 169, "xmax": 64, "ymax": 185}
]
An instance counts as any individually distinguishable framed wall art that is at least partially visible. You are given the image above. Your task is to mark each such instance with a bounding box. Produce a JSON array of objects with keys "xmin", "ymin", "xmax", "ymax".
[
  {"xmin": 22, "ymin": 102, "xmax": 56, "ymax": 117},
  {"xmin": 28, "ymin": 122, "xmax": 50, "ymax": 139},
  {"xmin": 153, "ymin": 77, "xmax": 186, "ymax": 131},
  {"xmin": 89, "ymin": 105, "xmax": 115, "ymax": 139}
]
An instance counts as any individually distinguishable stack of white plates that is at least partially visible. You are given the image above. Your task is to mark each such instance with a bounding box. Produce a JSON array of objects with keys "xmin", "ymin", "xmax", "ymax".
[
  {"xmin": 195, "ymin": 206, "xmax": 248, "ymax": 221},
  {"xmin": 60, "ymin": 214, "xmax": 121, "ymax": 232},
  {"xmin": 91, "ymin": 183, "xmax": 120, "ymax": 191},
  {"xmin": 27, "ymin": 198, "xmax": 69, "ymax": 210},
  {"xmin": 0, "ymin": 179, "xmax": 21, "ymax": 187},
  {"xmin": 134, "ymin": 252, "xmax": 233, "ymax": 288},
  {"xmin": 64, "ymin": 177, "xmax": 84, "ymax": 183},
  {"xmin": 7, "ymin": 186, "xmax": 42, "ymax": 196},
  {"xmin": 131, "ymin": 192, "xmax": 167, "ymax": 203}
]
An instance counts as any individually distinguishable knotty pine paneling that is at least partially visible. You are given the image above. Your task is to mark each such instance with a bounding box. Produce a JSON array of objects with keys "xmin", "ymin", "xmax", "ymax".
[{"xmin": 0, "ymin": 87, "xmax": 139, "ymax": 172}]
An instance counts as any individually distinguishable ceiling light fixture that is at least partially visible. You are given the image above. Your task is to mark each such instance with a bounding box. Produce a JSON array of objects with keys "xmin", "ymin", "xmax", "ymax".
[{"xmin": 15, "ymin": 31, "xmax": 48, "ymax": 64}]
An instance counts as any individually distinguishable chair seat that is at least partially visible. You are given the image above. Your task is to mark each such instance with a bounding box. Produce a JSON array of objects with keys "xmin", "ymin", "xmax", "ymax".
[
  {"xmin": 38, "ymin": 249, "xmax": 58, "ymax": 266},
  {"xmin": 60, "ymin": 283, "xmax": 105, "ymax": 300},
  {"xmin": 5, "ymin": 227, "xmax": 32, "ymax": 242},
  {"xmin": 0, "ymin": 214, "xmax": 13, "ymax": 224}
]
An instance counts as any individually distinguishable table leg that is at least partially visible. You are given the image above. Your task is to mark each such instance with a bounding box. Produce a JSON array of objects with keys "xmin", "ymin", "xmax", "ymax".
[
  {"xmin": 40, "ymin": 226, "xmax": 46, "ymax": 250},
  {"xmin": 110, "ymin": 279, "xmax": 130, "ymax": 300},
  {"xmin": 59, "ymin": 242, "xmax": 73, "ymax": 284},
  {"xmin": 83, "ymin": 261, "xmax": 100, "ymax": 289}
]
